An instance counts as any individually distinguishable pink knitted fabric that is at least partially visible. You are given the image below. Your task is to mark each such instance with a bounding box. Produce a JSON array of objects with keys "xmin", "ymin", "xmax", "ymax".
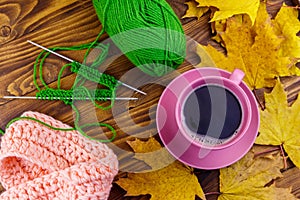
[{"xmin": 0, "ymin": 111, "xmax": 118, "ymax": 200}]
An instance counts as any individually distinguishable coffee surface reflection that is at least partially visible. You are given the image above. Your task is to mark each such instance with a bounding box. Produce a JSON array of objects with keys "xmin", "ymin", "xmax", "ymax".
[{"xmin": 182, "ymin": 85, "xmax": 242, "ymax": 141}]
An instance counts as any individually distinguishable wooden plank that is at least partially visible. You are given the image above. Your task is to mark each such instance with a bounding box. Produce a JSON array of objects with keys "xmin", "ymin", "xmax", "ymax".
[{"xmin": 276, "ymin": 167, "xmax": 300, "ymax": 197}]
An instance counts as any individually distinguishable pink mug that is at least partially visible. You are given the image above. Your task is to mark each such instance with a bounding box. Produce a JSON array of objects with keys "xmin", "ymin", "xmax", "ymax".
[{"xmin": 175, "ymin": 69, "xmax": 252, "ymax": 149}]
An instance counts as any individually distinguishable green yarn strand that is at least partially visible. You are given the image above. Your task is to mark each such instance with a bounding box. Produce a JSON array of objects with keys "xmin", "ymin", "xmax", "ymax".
[
  {"xmin": 71, "ymin": 105, "xmax": 116, "ymax": 142},
  {"xmin": 6, "ymin": 116, "xmax": 75, "ymax": 132},
  {"xmin": 92, "ymin": 0, "xmax": 186, "ymax": 76},
  {"xmin": 4, "ymin": 116, "xmax": 116, "ymax": 143}
]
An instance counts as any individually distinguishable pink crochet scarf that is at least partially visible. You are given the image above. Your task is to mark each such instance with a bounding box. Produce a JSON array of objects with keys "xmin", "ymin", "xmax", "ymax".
[{"xmin": 0, "ymin": 111, "xmax": 118, "ymax": 199}]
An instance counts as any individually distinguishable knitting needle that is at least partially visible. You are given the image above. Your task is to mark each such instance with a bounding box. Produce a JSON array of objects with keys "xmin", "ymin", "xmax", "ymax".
[
  {"xmin": 27, "ymin": 40, "xmax": 147, "ymax": 95},
  {"xmin": 3, "ymin": 96, "xmax": 138, "ymax": 101}
]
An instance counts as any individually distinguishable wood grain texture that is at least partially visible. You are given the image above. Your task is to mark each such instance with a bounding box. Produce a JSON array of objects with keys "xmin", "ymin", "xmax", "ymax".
[{"xmin": 0, "ymin": 0, "xmax": 299, "ymax": 199}]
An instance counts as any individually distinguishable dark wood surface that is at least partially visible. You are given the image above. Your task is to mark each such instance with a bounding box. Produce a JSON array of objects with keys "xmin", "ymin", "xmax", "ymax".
[{"xmin": 0, "ymin": 0, "xmax": 299, "ymax": 199}]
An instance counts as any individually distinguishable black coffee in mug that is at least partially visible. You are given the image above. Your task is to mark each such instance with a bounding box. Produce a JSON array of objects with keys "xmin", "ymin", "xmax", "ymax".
[{"xmin": 182, "ymin": 85, "xmax": 242, "ymax": 143}]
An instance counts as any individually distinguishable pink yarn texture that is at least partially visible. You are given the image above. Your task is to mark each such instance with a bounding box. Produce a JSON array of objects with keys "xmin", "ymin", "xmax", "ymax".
[{"xmin": 0, "ymin": 111, "xmax": 118, "ymax": 200}]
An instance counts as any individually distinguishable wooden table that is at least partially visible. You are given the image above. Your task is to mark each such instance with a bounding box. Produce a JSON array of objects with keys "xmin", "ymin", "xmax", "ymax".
[{"xmin": 0, "ymin": 0, "xmax": 300, "ymax": 199}]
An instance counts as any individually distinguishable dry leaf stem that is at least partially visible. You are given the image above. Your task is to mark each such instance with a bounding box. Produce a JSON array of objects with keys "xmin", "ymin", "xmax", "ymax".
[
  {"xmin": 254, "ymin": 146, "xmax": 281, "ymax": 157},
  {"xmin": 204, "ymin": 191, "xmax": 221, "ymax": 197},
  {"xmin": 279, "ymin": 144, "xmax": 288, "ymax": 170}
]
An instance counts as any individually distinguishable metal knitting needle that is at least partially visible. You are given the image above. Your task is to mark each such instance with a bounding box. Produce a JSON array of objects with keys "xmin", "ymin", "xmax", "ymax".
[
  {"xmin": 3, "ymin": 96, "xmax": 138, "ymax": 101},
  {"xmin": 27, "ymin": 40, "xmax": 147, "ymax": 95}
]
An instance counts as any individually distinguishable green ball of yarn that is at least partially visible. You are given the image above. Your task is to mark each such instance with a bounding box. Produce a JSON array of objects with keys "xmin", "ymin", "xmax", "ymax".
[{"xmin": 92, "ymin": 0, "xmax": 186, "ymax": 76}]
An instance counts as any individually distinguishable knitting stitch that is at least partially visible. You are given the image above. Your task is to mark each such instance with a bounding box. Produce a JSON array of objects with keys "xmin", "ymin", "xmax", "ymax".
[{"xmin": 0, "ymin": 111, "xmax": 118, "ymax": 200}]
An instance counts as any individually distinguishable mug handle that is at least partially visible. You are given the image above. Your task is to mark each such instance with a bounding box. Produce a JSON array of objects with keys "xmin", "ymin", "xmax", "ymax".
[{"xmin": 229, "ymin": 69, "xmax": 245, "ymax": 85}]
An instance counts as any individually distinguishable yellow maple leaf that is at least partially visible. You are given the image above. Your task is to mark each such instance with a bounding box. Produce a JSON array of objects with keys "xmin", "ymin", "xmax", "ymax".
[
  {"xmin": 183, "ymin": 0, "xmax": 209, "ymax": 19},
  {"xmin": 210, "ymin": 19, "xmax": 228, "ymax": 44},
  {"xmin": 199, "ymin": 3, "xmax": 298, "ymax": 89},
  {"xmin": 196, "ymin": 0, "xmax": 260, "ymax": 24},
  {"xmin": 116, "ymin": 137, "xmax": 206, "ymax": 200},
  {"xmin": 255, "ymin": 79, "xmax": 300, "ymax": 168},
  {"xmin": 127, "ymin": 137, "xmax": 176, "ymax": 171},
  {"xmin": 219, "ymin": 147, "xmax": 297, "ymax": 200},
  {"xmin": 273, "ymin": 5, "xmax": 300, "ymax": 62}
]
